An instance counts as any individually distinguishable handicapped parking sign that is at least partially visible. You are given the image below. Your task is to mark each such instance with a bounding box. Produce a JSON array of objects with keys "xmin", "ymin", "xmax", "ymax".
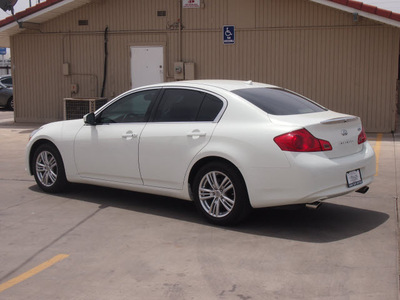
[{"xmin": 223, "ymin": 25, "xmax": 235, "ymax": 44}]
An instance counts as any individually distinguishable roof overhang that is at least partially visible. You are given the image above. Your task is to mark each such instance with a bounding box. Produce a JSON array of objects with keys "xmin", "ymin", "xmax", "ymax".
[
  {"xmin": 310, "ymin": 0, "xmax": 400, "ymax": 28},
  {"xmin": 0, "ymin": 0, "xmax": 91, "ymax": 47}
]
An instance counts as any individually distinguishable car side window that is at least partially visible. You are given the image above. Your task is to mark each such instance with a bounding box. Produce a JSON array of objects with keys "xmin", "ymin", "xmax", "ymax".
[
  {"xmin": 153, "ymin": 89, "xmax": 224, "ymax": 122},
  {"xmin": 197, "ymin": 94, "xmax": 224, "ymax": 121},
  {"xmin": 154, "ymin": 89, "xmax": 204, "ymax": 122},
  {"xmin": 98, "ymin": 89, "xmax": 159, "ymax": 124}
]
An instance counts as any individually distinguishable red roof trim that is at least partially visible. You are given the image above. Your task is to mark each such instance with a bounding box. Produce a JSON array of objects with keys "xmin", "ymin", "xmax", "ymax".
[
  {"xmin": 332, "ymin": 0, "xmax": 347, "ymax": 4},
  {"xmin": 391, "ymin": 12, "xmax": 400, "ymax": 22},
  {"xmin": 328, "ymin": 0, "xmax": 400, "ymax": 23},
  {"xmin": 376, "ymin": 8, "xmax": 392, "ymax": 18},
  {"xmin": 347, "ymin": 1, "xmax": 363, "ymax": 10},
  {"xmin": 0, "ymin": 0, "xmax": 63, "ymax": 28}
]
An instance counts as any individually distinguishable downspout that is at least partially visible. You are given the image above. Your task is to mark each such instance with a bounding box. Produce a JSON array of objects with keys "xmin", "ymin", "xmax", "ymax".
[
  {"xmin": 101, "ymin": 26, "xmax": 109, "ymax": 98},
  {"xmin": 178, "ymin": 0, "xmax": 182, "ymax": 62}
]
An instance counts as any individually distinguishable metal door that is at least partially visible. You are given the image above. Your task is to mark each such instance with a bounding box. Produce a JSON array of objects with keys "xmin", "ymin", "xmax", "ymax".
[{"xmin": 131, "ymin": 46, "xmax": 164, "ymax": 89}]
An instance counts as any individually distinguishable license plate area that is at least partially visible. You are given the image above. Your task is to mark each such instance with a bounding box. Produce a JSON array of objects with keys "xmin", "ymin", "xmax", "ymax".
[{"xmin": 346, "ymin": 169, "xmax": 363, "ymax": 188}]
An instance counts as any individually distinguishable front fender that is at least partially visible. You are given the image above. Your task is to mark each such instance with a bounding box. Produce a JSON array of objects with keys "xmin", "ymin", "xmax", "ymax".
[{"xmin": 26, "ymin": 120, "xmax": 85, "ymax": 178}]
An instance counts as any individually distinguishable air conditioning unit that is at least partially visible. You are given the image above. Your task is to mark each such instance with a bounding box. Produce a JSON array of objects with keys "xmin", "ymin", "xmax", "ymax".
[{"xmin": 63, "ymin": 97, "xmax": 108, "ymax": 120}]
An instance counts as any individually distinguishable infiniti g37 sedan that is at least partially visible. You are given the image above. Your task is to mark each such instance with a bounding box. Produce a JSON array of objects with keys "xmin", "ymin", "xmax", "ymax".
[{"xmin": 26, "ymin": 80, "xmax": 375, "ymax": 225}]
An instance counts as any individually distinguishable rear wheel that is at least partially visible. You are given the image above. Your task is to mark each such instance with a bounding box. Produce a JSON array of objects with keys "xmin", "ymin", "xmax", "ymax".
[
  {"xmin": 32, "ymin": 144, "xmax": 68, "ymax": 193},
  {"xmin": 192, "ymin": 162, "xmax": 252, "ymax": 226}
]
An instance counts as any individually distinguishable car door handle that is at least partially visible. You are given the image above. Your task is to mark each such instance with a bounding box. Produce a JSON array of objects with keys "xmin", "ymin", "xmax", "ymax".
[
  {"xmin": 187, "ymin": 130, "xmax": 206, "ymax": 138},
  {"xmin": 122, "ymin": 132, "xmax": 138, "ymax": 139}
]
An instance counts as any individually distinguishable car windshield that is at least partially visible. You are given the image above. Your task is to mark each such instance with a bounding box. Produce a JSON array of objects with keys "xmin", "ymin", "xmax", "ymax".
[
  {"xmin": 232, "ymin": 88, "xmax": 327, "ymax": 115},
  {"xmin": 1, "ymin": 77, "xmax": 12, "ymax": 87}
]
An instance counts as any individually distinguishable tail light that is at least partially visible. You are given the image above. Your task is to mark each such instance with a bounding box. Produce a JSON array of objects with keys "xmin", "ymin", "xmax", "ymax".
[
  {"xmin": 358, "ymin": 127, "xmax": 367, "ymax": 144},
  {"xmin": 274, "ymin": 128, "xmax": 332, "ymax": 152}
]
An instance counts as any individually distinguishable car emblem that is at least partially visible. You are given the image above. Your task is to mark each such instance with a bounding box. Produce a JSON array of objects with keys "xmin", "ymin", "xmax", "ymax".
[{"xmin": 341, "ymin": 129, "xmax": 348, "ymax": 136}]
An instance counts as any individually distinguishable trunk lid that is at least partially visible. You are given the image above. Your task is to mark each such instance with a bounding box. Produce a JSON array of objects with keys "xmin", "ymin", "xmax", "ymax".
[{"xmin": 269, "ymin": 111, "xmax": 365, "ymax": 158}]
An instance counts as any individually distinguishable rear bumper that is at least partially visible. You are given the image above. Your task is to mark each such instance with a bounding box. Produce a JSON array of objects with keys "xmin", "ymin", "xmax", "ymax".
[{"xmin": 245, "ymin": 142, "xmax": 376, "ymax": 208}]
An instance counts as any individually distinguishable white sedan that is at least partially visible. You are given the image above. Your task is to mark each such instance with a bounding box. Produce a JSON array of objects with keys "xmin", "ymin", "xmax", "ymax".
[{"xmin": 26, "ymin": 80, "xmax": 376, "ymax": 225}]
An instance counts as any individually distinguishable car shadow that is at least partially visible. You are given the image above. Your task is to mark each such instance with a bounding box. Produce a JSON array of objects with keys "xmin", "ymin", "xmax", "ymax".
[
  {"xmin": 239, "ymin": 204, "xmax": 389, "ymax": 243},
  {"xmin": 29, "ymin": 184, "xmax": 389, "ymax": 244}
]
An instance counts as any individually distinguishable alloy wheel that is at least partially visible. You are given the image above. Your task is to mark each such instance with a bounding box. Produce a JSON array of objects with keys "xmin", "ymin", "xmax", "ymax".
[
  {"xmin": 35, "ymin": 150, "xmax": 58, "ymax": 187},
  {"xmin": 198, "ymin": 171, "xmax": 236, "ymax": 218}
]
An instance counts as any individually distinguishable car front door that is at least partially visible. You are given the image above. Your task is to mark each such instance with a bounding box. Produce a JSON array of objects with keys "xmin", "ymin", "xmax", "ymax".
[
  {"xmin": 139, "ymin": 88, "xmax": 225, "ymax": 189},
  {"xmin": 74, "ymin": 89, "xmax": 159, "ymax": 185}
]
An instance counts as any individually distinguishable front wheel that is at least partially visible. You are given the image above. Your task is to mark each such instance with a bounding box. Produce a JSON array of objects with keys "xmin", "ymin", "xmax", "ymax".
[
  {"xmin": 192, "ymin": 162, "xmax": 252, "ymax": 226},
  {"xmin": 32, "ymin": 144, "xmax": 68, "ymax": 193}
]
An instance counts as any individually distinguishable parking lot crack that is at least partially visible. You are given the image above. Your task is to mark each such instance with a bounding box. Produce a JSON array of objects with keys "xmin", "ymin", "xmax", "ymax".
[{"xmin": 0, "ymin": 178, "xmax": 34, "ymax": 182}]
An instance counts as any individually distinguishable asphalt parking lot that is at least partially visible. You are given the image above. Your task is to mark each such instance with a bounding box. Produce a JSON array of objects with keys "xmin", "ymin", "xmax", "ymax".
[{"xmin": 0, "ymin": 109, "xmax": 399, "ymax": 300}]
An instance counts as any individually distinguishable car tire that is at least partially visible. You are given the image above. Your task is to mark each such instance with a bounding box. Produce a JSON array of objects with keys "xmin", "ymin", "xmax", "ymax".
[
  {"xmin": 192, "ymin": 162, "xmax": 252, "ymax": 226},
  {"xmin": 7, "ymin": 97, "xmax": 13, "ymax": 111},
  {"xmin": 32, "ymin": 143, "xmax": 68, "ymax": 193}
]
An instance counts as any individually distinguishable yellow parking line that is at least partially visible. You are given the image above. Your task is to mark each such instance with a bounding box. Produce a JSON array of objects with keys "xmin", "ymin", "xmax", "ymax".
[
  {"xmin": 0, "ymin": 254, "xmax": 69, "ymax": 293},
  {"xmin": 373, "ymin": 133, "xmax": 382, "ymax": 176}
]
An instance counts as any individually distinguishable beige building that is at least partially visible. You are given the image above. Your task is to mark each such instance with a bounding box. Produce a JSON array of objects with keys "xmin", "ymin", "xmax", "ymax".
[{"xmin": 0, "ymin": 0, "xmax": 399, "ymax": 132}]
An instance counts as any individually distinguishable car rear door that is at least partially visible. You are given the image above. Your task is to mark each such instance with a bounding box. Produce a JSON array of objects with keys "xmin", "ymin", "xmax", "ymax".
[{"xmin": 139, "ymin": 88, "xmax": 225, "ymax": 189}]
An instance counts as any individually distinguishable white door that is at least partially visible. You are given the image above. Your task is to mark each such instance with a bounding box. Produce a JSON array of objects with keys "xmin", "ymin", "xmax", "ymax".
[
  {"xmin": 73, "ymin": 89, "xmax": 160, "ymax": 185},
  {"xmin": 131, "ymin": 46, "xmax": 164, "ymax": 89},
  {"xmin": 74, "ymin": 123, "xmax": 145, "ymax": 185},
  {"xmin": 139, "ymin": 89, "xmax": 224, "ymax": 190}
]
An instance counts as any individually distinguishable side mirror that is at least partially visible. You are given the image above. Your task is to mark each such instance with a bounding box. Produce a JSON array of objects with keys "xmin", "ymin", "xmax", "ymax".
[{"xmin": 83, "ymin": 112, "xmax": 96, "ymax": 125}]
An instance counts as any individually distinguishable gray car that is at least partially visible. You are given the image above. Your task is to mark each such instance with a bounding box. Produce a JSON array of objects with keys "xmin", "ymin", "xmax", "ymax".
[
  {"xmin": 0, "ymin": 82, "xmax": 13, "ymax": 111},
  {"xmin": 0, "ymin": 75, "xmax": 12, "ymax": 88}
]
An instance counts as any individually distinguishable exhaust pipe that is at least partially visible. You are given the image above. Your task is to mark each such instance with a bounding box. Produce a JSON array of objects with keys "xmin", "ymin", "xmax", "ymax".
[
  {"xmin": 306, "ymin": 201, "xmax": 322, "ymax": 210},
  {"xmin": 356, "ymin": 186, "xmax": 369, "ymax": 194}
]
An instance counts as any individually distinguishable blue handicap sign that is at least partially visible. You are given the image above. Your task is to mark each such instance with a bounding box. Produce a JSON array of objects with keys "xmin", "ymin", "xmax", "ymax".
[
  {"xmin": 223, "ymin": 25, "xmax": 235, "ymax": 44},
  {"xmin": 0, "ymin": 48, "xmax": 6, "ymax": 55}
]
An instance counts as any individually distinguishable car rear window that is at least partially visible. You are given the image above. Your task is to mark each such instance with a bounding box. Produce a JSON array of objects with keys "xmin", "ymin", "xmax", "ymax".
[{"xmin": 232, "ymin": 88, "xmax": 327, "ymax": 115}]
